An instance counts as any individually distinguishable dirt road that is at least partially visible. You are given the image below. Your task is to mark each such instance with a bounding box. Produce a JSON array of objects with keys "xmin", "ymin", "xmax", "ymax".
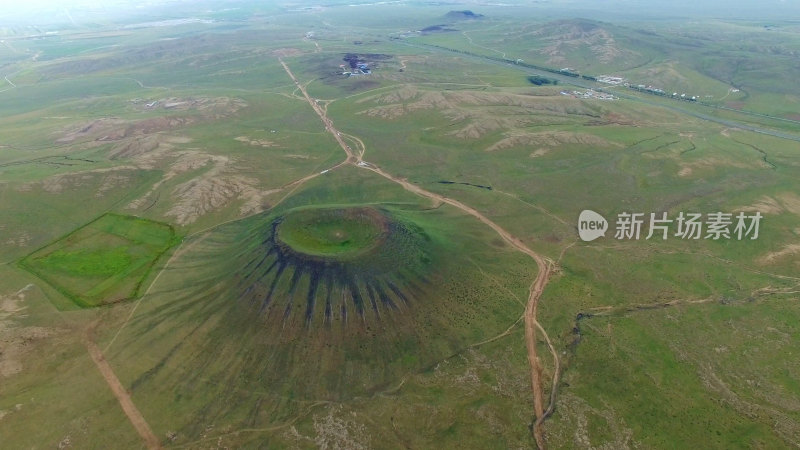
[
  {"xmin": 78, "ymin": 55, "xmax": 559, "ymax": 450},
  {"xmin": 86, "ymin": 334, "xmax": 161, "ymax": 449},
  {"xmin": 279, "ymin": 57, "xmax": 558, "ymax": 449},
  {"xmin": 279, "ymin": 60, "xmax": 358, "ymax": 163}
]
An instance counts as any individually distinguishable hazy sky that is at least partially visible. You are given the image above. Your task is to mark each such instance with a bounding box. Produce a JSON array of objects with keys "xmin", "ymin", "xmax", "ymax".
[
  {"xmin": 0, "ymin": 0, "xmax": 169, "ymax": 16},
  {"xmin": 2, "ymin": 0, "xmax": 799, "ymax": 24},
  {"xmin": 1, "ymin": 0, "xmax": 116, "ymax": 11},
  {"xmin": 0, "ymin": 0, "xmax": 174, "ymax": 25}
]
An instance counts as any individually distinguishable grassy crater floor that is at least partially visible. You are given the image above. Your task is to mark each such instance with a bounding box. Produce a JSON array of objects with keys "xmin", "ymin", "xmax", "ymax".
[
  {"xmin": 240, "ymin": 206, "xmax": 431, "ymax": 327},
  {"xmin": 275, "ymin": 207, "xmax": 389, "ymax": 260}
]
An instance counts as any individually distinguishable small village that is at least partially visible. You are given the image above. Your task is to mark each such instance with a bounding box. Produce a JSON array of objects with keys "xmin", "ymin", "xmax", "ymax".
[
  {"xmin": 597, "ymin": 75, "xmax": 708, "ymax": 102},
  {"xmin": 340, "ymin": 52, "xmax": 379, "ymax": 77},
  {"xmin": 560, "ymin": 89, "xmax": 617, "ymax": 100},
  {"xmin": 340, "ymin": 62, "xmax": 371, "ymax": 76}
]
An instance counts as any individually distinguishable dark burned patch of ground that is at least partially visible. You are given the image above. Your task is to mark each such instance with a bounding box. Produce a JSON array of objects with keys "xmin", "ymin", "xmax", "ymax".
[
  {"xmin": 343, "ymin": 53, "xmax": 360, "ymax": 70},
  {"xmin": 342, "ymin": 53, "xmax": 393, "ymax": 69},
  {"xmin": 313, "ymin": 53, "xmax": 390, "ymax": 92}
]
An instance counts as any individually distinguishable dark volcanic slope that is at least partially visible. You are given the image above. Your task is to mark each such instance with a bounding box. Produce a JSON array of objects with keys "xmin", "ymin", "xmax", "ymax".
[
  {"xmin": 109, "ymin": 204, "xmax": 533, "ymax": 430},
  {"xmin": 236, "ymin": 206, "xmax": 431, "ymax": 328}
]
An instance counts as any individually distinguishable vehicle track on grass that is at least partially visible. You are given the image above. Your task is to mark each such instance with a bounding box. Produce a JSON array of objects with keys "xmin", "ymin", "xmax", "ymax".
[
  {"xmin": 94, "ymin": 57, "xmax": 560, "ymax": 450},
  {"xmin": 86, "ymin": 328, "xmax": 161, "ymax": 449},
  {"xmin": 462, "ymin": 30, "xmax": 506, "ymax": 59},
  {"xmin": 280, "ymin": 57, "xmax": 558, "ymax": 449},
  {"xmin": 279, "ymin": 59, "xmax": 359, "ymax": 164}
]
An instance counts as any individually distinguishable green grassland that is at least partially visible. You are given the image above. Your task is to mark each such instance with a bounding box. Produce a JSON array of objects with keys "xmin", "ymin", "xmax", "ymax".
[
  {"xmin": 0, "ymin": 265, "xmax": 146, "ymax": 449},
  {"xmin": 300, "ymin": 35, "xmax": 800, "ymax": 447},
  {"xmin": 413, "ymin": 14, "xmax": 800, "ymax": 124},
  {"xmin": 20, "ymin": 213, "xmax": 178, "ymax": 308},
  {"xmin": 276, "ymin": 206, "xmax": 387, "ymax": 257},
  {"xmin": 97, "ymin": 167, "xmax": 536, "ymax": 447},
  {"xmin": 1, "ymin": 2, "xmax": 800, "ymax": 449}
]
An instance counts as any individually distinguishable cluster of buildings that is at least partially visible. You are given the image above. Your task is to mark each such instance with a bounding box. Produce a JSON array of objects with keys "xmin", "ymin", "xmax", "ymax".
[
  {"xmin": 672, "ymin": 92, "xmax": 699, "ymax": 101},
  {"xmin": 599, "ymin": 75, "xmax": 706, "ymax": 102},
  {"xmin": 560, "ymin": 89, "xmax": 616, "ymax": 100},
  {"xmin": 633, "ymin": 84, "xmax": 666, "ymax": 95},
  {"xmin": 636, "ymin": 84, "xmax": 702, "ymax": 101},
  {"xmin": 596, "ymin": 75, "xmax": 626, "ymax": 85},
  {"xmin": 129, "ymin": 98, "xmax": 159, "ymax": 108},
  {"xmin": 340, "ymin": 63, "xmax": 371, "ymax": 76}
]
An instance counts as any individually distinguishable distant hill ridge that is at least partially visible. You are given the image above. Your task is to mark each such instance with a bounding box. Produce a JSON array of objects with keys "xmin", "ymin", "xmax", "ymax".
[{"xmin": 444, "ymin": 10, "xmax": 484, "ymax": 20}]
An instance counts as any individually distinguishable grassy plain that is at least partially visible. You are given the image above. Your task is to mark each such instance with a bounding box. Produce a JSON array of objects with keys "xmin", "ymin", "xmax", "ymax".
[
  {"xmin": 20, "ymin": 214, "xmax": 178, "ymax": 308},
  {"xmin": 96, "ymin": 166, "xmax": 536, "ymax": 447},
  {"xmin": 1, "ymin": 1, "xmax": 800, "ymax": 449}
]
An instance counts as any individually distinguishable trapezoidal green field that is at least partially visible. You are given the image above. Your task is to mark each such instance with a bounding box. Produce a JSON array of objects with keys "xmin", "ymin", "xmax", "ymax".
[{"xmin": 19, "ymin": 214, "xmax": 178, "ymax": 308}]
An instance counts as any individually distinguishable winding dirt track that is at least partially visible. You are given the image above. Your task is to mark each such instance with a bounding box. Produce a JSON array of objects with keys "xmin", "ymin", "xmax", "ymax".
[
  {"xmin": 86, "ymin": 334, "xmax": 161, "ymax": 449},
  {"xmin": 280, "ymin": 58, "xmax": 558, "ymax": 448},
  {"xmin": 89, "ymin": 57, "xmax": 559, "ymax": 450}
]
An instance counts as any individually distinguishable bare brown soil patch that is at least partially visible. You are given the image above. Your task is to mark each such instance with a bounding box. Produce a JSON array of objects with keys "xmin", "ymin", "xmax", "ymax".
[
  {"xmin": 16, "ymin": 167, "xmax": 137, "ymax": 197},
  {"xmin": 273, "ymin": 48, "xmax": 304, "ymax": 57},
  {"xmin": 110, "ymin": 134, "xmax": 168, "ymax": 159},
  {"xmin": 56, "ymin": 116, "xmax": 191, "ymax": 144},
  {"xmin": 488, "ymin": 131, "xmax": 619, "ymax": 153},
  {"xmin": 85, "ymin": 332, "xmax": 161, "ymax": 449},
  {"xmin": 778, "ymin": 193, "xmax": 800, "ymax": 215},
  {"xmin": 532, "ymin": 20, "xmax": 640, "ymax": 65},
  {"xmin": 44, "ymin": 94, "xmax": 276, "ymax": 225},
  {"xmin": 590, "ymin": 111, "xmax": 637, "ymax": 126},
  {"xmin": 234, "ymin": 136, "xmax": 277, "ymax": 148},
  {"xmin": 124, "ymin": 150, "xmax": 277, "ymax": 225},
  {"xmin": 0, "ymin": 285, "xmax": 61, "ymax": 379},
  {"xmin": 641, "ymin": 62, "xmax": 688, "ymax": 86},
  {"xmin": 358, "ymin": 86, "xmax": 590, "ymax": 119},
  {"xmin": 740, "ymin": 196, "xmax": 783, "ymax": 214},
  {"xmin": 96, "ymin": 173, "xmax": 132, "ymax": 197},
  {"xmin": 132, "ymin": 97, "xmax": 246, "ymax": 116},
  {"xmin": 739, "ymin": 193, "xmax": 800, "ymax": 216},
  {"xmin": 675, "ymin": 155, "xmax": 758, "ymax": 176},
  {"xmin": 56, "ymin": 97, "xmax": 245, "ymax": 145},
  {"xmin": 56, "ymin": 118, "xmax": 127, "ymax": 143},
  {"xmin": 166, "ymin": 165, "xmax": 263, "ymax": 225},
  {"xmin": 758, "ymin": 244, "xmax": 800, "ymax": 265},
  {"xmin": 357, "ymin": 86, "xmax": 600, "ymax": 142}
]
